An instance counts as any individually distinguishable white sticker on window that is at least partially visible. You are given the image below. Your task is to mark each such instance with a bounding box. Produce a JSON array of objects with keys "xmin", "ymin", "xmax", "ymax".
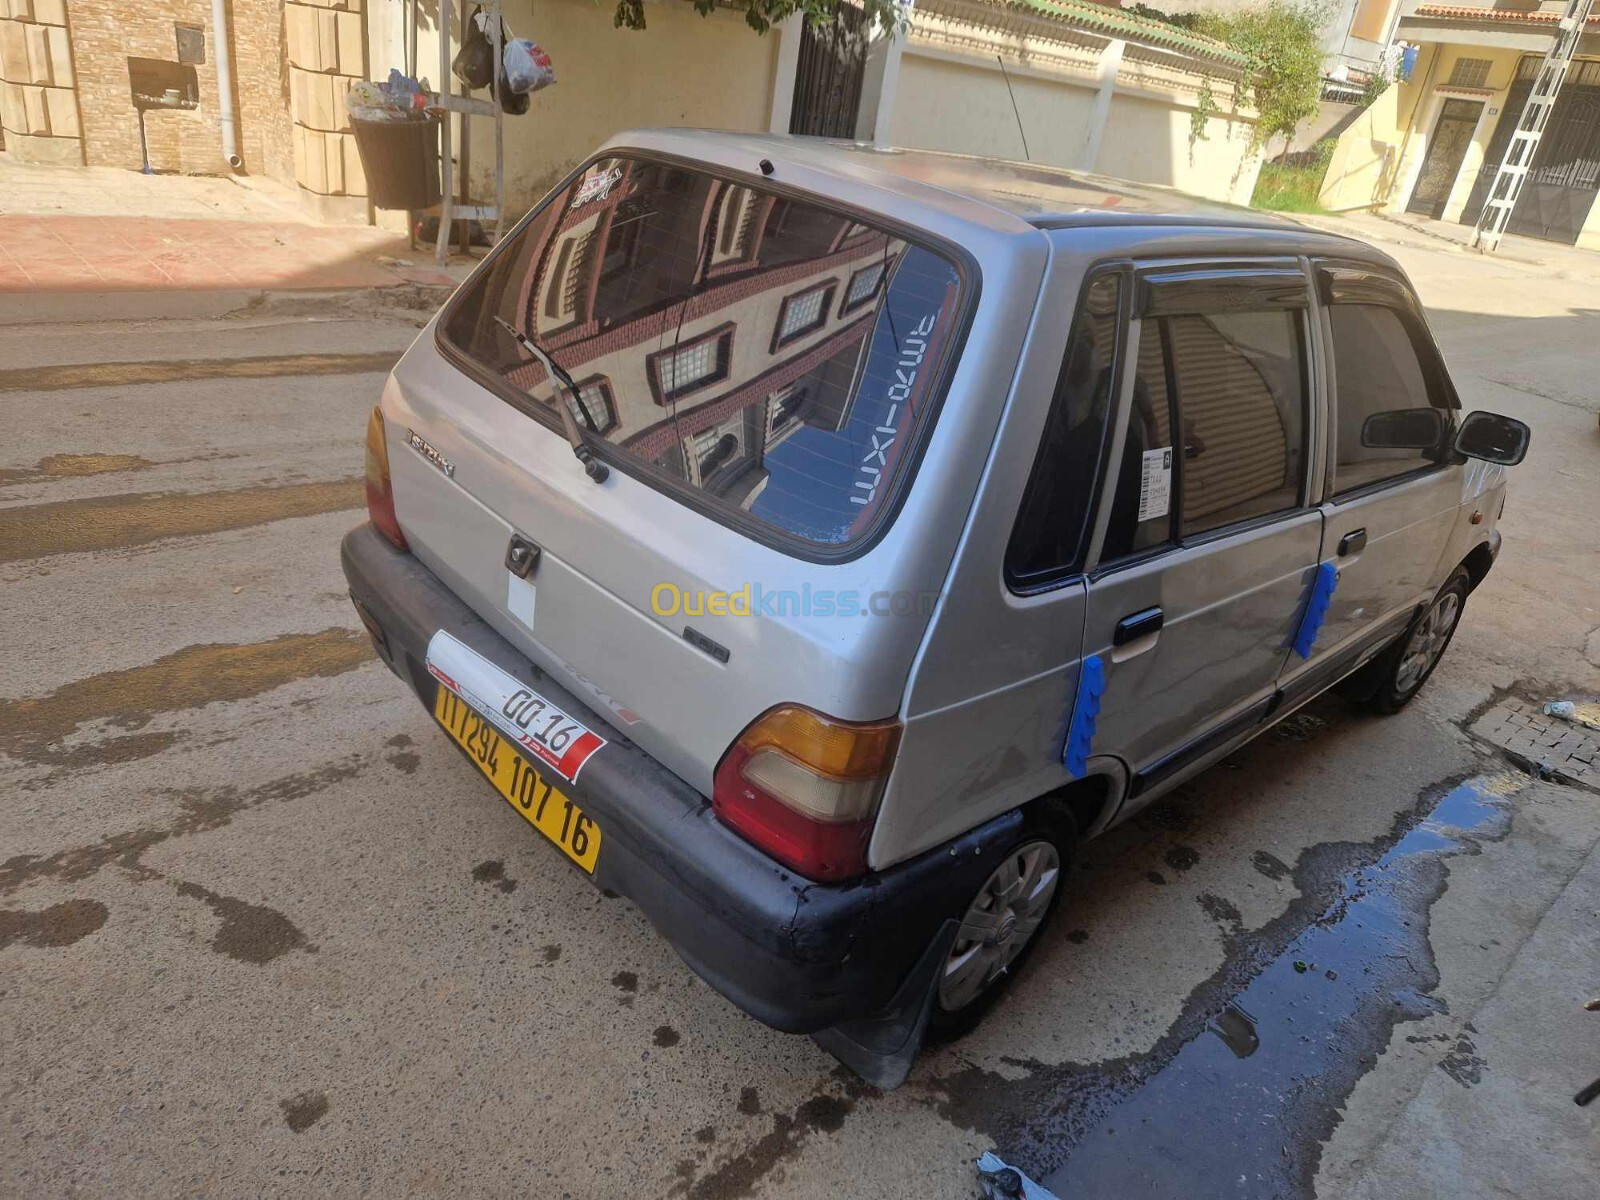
[{"xmin": 1138, "ymin": 447, "xmax": 1172, "ymax": 522}]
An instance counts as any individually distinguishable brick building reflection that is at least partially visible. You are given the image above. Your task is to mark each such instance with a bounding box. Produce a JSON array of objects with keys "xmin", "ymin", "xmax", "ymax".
[{"xmin": 495, "ymin": 158, "xmax": 908, "ymax": 511}]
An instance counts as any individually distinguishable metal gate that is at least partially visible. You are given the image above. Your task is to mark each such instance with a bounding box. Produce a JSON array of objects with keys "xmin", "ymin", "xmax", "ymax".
[
  {"xmin": 1408, "ymin": 99, "xmax": 1484, "ymax": 219},
  {"xmin": 788, "ymin": 1, "xmax": 868, "ymax": 139},
  {"xmin": 1462, "ymin": 57, "xmax": 1600, "ymax": 244}
]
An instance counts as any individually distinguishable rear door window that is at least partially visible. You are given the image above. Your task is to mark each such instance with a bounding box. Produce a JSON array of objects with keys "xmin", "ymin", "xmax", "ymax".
[
  {"xmin": 440, "ymin": 155, "xmax": 969, "ymax": 553},
  {"xmin": 1169, "ymin": 309, "xmax": 1305, "ymax": 536},
  {"xmin": 1098, "ymin": 269, "xmax": 1310, "ymax": 562}
]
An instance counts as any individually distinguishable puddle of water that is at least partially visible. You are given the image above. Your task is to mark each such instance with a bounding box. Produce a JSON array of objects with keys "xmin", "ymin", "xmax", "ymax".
[{"xmin": 1037, "ymin": 774, "xmax": 1517, "ymax": 1199}]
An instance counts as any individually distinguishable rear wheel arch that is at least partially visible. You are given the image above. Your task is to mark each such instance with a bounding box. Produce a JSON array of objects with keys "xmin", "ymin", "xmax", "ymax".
[{"xmin": 1028, "ymin": 771, "xmax": 1116, "ymax": 842}]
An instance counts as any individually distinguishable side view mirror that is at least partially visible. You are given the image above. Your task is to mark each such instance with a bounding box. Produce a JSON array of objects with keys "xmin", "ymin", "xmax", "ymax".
[
  {"xmin": 1454, "ymin": 410, "xmax": 1530, "ymax": 466},
  {"xmin": 1361, "ymin": 407, "xmax": 1446, "ymax": 450}
]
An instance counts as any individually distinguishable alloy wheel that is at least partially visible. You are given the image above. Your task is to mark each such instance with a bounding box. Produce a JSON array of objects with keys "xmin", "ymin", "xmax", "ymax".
[
  {"xmin": 1395, "ymin": 591, "xmax": 1461, "ymax": 693},
  {"xmin": 939, "ymin": 840, "xmax": 1061, "ymax": 1012}
]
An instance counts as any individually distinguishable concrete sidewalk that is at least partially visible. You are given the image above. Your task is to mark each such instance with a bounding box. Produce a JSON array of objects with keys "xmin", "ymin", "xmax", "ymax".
[
  {"xmin": 0, "ymin": 154, "xmax": 464, "ymax": 305},
  {"xmin": 1291, "ymin": 208, "xmax": 1599, "ymax": 276}
]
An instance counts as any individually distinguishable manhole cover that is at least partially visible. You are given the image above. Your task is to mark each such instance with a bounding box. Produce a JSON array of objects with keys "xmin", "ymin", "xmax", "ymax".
[{"xmin": 1470, "ymin": 698, "xmax": 1600, "ymax": 788}]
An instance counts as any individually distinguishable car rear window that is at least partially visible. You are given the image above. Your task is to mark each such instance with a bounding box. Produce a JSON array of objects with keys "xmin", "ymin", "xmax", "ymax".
[{"xmin": 440, "ymin": 155, "xmax": 969, "ymax": 551}]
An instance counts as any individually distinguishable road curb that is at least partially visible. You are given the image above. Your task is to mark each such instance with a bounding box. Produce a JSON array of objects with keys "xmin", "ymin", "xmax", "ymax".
[{"xmin": 0, "ymin": 283, "xmax": 455, "ymax": 327}]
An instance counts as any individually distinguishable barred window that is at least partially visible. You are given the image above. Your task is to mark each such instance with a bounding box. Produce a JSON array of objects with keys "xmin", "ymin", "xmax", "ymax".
[{"xmin": 1447, "ymin": 58, "xmax": 1491, "ymax": 88}]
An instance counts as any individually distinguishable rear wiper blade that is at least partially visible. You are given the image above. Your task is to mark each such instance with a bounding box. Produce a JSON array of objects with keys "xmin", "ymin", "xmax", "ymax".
[{"xmin": 494, "ymin": 315, "xmax": 608, "ymax": 483}]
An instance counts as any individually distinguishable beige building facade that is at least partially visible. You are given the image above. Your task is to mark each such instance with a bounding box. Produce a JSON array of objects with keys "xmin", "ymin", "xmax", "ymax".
[
  {"xmin": 1319, "ymin": 1, "xmax": 1600, "ymax": 249},
  {"xmin": 2, "ymin": 0, "xmax": 1269, "ymax": 227}
]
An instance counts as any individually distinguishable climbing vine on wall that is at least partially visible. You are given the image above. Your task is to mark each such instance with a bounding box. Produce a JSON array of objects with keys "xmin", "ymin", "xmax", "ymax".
[
  {"xmin": 1136, "ymin": 1, "xmax": 1329, "ymax": 153},
  {"xmin": 1192, "ymin": 78, "xmax": 1219, "ymax": 144},
  {"xmin": 612, "ymin": 0, "xmax": 906, "ymax": 36}
]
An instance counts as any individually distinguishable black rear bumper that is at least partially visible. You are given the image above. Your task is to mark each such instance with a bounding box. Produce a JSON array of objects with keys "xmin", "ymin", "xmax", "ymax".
[{"xmin": 340, "ymin": 523, "xmax": 1016, "ymax": 1035}]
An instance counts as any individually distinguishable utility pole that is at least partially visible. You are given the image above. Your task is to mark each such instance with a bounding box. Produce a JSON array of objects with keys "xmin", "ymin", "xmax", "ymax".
[{"xmin": 1472, "ymin": 0, "xmax": 1597, "ymax": 251}]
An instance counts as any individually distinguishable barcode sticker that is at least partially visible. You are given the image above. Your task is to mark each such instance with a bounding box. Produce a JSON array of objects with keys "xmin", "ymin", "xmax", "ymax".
[{"xmin": 1138, "ymin": 447, "xmax": 1172, "ymax": 523}]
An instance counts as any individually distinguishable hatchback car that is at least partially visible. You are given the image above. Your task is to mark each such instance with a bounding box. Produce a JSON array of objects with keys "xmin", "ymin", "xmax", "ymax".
[{"xmin": 342, "ymin": 131, "xmax": 1529, "ymax": 1085}]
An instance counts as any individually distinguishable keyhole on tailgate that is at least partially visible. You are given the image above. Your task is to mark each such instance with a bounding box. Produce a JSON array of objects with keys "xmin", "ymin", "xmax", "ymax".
[{"xmin": 505, "ymin": 535, "xmax": 542, "ymax": 579}]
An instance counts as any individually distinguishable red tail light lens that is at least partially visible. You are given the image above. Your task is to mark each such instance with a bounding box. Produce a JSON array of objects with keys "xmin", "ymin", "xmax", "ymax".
[
  {"xmin": 712, "ymin": 705, "xmax": 902, "ymax": 883},
  {"xmin": 365, "ymin": 406, "xmax": 408, "ymax": 550}
]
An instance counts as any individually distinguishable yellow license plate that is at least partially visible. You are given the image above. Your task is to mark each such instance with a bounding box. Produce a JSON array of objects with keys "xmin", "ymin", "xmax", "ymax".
[{"xmin": 434, "ymin": 686, "xmax": 601, "ymax": 873}]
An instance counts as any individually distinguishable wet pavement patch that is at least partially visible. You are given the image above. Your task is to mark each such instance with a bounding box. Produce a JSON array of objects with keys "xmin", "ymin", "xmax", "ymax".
[
  {"xmin": 737, "ymin": 1087, "xmax": 761, "ymax": 1115},
  {"xmin": 0, "ymin": 629, "xmax": 372, "ymax": 767},
  {"xmin": 0, "ymin": 351, "xmax": 401, "ymax": 394},
  {"xmin": 280, "ymin": 1090, "xmax": 330, "ymax": 1133},
  {"xmin": 176, "ymin": 882, "xmax": 313, "ymax": 964},
  {"xmin": 928, "ymin": 772, "xmax": 1522, "ymax": 1198},
  {"xmin": 672, "ymin": 1082, "xmax": 860, "ymax": 1200},
  {"xmin": 471, "ymin": 860, "xmax": 517, "ymax": 894},
  {"xmin": 654, "ymin": 1025, "xmax": 682, "ymax": 1048},
  {"xmin": 1438, "ymin": 1029, "xmax": 1486, "ymax": 1086},
  {"xmin": 1197, "ymin": 893, "xmax": 1244, "ymax": 935},
  {"xmin": 0, "ymin": 898, "xmax": 109, "ymax": 949},
  {"xmin": 1252, "ymin": 850, "xmax": 1292, "ymax": 880},
  {"xmin": 384, "ymin": 733, "xmax": 420, "ymax": 775},
  {"xmin": 0, "ymin": 756, "xmax": 368, "ymax": 897},
  {"xmin": 0, "ymin": 477, "xmax": 363, "ymax": 563},
  {"xmin": 1163, "ymin": 845, "xmax": 1200, "ymax": 873}
]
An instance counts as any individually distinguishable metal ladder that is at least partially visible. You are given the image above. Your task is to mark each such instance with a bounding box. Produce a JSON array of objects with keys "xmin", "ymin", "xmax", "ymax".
[{"xmin": 1472, "ymin": 0, "xmax": 1597, "ymax": 251}]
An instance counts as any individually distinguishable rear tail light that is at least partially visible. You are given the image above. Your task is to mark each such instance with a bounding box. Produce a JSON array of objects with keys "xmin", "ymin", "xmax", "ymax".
[
  {"xmin": 712, "ymin": 705, "xmax": 902, "ymax": 883},
  {"xmin": 365, "ymin": 406, "xmax": 408, "ymax": 550}
]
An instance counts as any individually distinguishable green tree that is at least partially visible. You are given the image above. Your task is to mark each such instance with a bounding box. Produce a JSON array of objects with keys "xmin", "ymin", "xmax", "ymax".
[
  {"xmin": 1191, "ymin": 0, "xmax": 1329, "ymax": 152},
  {"xmin": 611, "ymin": 0, "xmax": 905, "ymax": 36}
]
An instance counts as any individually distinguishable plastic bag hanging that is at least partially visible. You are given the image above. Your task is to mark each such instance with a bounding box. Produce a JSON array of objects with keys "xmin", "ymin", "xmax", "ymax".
[
  {"xmin": 451, "ymin": 5, "xmax": 494, "ymax": 90},
  {"xmin": 503, "ymin": 39, "xmax": 556, "ymax": 96}
]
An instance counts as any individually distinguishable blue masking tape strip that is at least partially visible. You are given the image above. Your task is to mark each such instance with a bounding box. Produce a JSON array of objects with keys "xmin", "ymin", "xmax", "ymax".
[
  {"xmin": 1292, "ymin": 561, "xmax": 1339, "ymax": 659},
  {"xmin": 1063, "ymin": 654, "xmax": 1107, "ymax": 779}
]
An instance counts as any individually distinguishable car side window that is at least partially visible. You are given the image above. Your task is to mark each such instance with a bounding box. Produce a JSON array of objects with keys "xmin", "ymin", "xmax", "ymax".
[
  {"xmin": 1005, "ymin": 272, "xmax": 1122, "ymax": 587},
  {"xmin": 1099, "ymin": 318, "xmax": 1176, "ymax": 561},
  {"xmin": 1169, "ymin": 309, "xmax": 1305, "ymax": 537},
  {"xmin": 1099, "ymin": 293, "xmax": 1307, "ymax": 562},
  {"xmin": 1328, "ymin": 303, "xmax": 1451, "ymax": 494}
]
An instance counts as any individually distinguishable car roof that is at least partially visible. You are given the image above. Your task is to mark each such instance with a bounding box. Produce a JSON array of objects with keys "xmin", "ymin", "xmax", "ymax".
[{"xmin": 610, "ymin": 129, "xmax": 1305, "ymax": 234}]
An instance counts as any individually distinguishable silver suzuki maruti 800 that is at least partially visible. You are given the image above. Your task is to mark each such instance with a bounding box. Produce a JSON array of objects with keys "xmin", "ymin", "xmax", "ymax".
[{"xmin": 342, "ymin": 130, "xmax": 1530, "ymax": 1084}]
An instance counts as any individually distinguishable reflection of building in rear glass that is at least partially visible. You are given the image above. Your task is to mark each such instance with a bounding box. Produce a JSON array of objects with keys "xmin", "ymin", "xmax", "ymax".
[{"xmin": 443, "ymin": 156, "xmax": 965, "ymax": 548}]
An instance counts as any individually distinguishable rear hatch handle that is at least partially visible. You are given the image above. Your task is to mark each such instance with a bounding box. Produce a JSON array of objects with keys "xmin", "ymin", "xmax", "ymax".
[{"xmin": 493, "ymin": 315, "xmax": 609, "ymax": 484}]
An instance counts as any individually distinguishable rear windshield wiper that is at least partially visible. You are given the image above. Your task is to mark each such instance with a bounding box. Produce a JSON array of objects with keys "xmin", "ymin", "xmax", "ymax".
[{"xmin": 494, "ymin": 315, "xmax": 608, "ymax": 483}]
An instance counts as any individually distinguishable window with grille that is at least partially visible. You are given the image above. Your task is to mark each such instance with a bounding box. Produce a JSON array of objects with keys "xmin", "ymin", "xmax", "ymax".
[
  {"xmin": 568, "ymin": 377, "xmax": 616, "ymax": 435},
  {"xmin": 773, "ymin": 284, "xmax": 833, "ymax": 349},
  {"xmin": 1448, "ymin": 58, "xmax": 1491, "ymax": 89},
  {"xmin": 842, "ymin": 262, "xmax": 885, "ymax": 314},
  {"xmin": 647, "ymin": 326, "xmax": 734, "ymax": 403}
]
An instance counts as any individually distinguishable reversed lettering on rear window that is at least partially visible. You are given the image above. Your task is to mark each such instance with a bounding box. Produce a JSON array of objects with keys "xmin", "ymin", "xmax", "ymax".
[{"xmin": 440, "ymin": 156, "xmax": 968, "ymax": 551}]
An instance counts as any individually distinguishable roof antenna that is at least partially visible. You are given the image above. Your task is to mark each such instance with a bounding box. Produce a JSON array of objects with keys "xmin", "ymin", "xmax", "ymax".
[{"xmin": 996, "ymin": 55, "xmax": 1030, "ymax": 161}]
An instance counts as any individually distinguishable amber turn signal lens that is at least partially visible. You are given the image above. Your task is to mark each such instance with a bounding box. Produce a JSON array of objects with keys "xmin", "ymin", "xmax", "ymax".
[
  {"xmin": 365, "ymin": 406, "xmax": 408, "ymax": 550},
  {"xmin": 732, "ymin": 705, "xmax": 901, "ymax": 781}
]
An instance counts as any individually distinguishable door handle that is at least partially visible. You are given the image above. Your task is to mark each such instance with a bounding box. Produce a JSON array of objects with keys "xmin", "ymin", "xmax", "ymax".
[
  {"xmin": 1114, "ymin": 606, "xmax": 1164, "ymax": 646},
  {"xmin": 1338, "ymin": 528, "xmax": 1367, "ymax": 556}
]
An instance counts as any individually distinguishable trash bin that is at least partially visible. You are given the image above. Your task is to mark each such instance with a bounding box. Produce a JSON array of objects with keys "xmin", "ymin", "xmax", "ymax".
[{"xmin": 350, "ymin": 114, "xmax": 442, "ymax": 211}]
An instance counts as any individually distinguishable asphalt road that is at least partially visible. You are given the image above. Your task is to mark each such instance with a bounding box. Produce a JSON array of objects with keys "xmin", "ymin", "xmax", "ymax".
[{"xmin": 3, "ymin": 228, "xmax": 1599, "ymax": 1199}]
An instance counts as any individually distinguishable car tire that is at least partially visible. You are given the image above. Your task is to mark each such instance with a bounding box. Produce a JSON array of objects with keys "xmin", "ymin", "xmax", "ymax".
[
  {"xmin": 926, "ymin": 808, "xmax": 1077, "ymax": 1041},
  {"xmin": 1349, "ymin": 569, "xmax": 1470, "ymax": 716}
]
